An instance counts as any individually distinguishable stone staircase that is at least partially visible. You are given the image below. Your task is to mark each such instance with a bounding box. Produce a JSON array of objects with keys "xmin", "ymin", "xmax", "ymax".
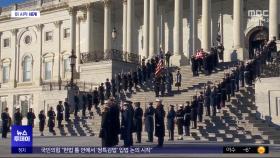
[{"xmin": 27, "ymin": 62, "xmax": 280, "ymax": 145}]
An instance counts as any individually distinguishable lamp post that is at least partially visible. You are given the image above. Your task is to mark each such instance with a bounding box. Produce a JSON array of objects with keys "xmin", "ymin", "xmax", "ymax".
[{"xmin": 69, "ymin": 49, "xmax": 77, "ymax": 87}]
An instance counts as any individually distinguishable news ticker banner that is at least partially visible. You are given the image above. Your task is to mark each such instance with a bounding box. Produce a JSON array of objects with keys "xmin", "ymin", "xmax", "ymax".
[
  {"xmin": 10, "ymin": 126, "xmax": 268, "ymax": 154},
  {"xmin": 31, "ymin": 146, "xmax": 268, "ymax": 154}
]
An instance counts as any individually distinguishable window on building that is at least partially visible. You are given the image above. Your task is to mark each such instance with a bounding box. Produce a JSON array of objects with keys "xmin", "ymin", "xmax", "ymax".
[
  {"xmin": 44, "ymin": 61, "xmax": 52, "ymax": 80},
  {"xmin": 45, "ymin": 31, "xmax": 53, "ymax": 41},
  {"xmin": 21, "ymin": 100, "xmax": 28, "ymax": 117},
  {"xmin": 0, "ymin": 98, "xmax": 7, "ymax": 116},
  {"xmin": 64, "ymin": 28, "xmax": 70, "ymax": 38},
  {"xmin": 3, "ymin": 38, "xmax": 10, "ymax": 48},
  {"xmin": 3, "ymin": 65, "xmax": 9, "ymax": 83},
  {"xmin": 64, "ymin": 58, "xmax": 71, "ymax": 72},
  {"xmin": 23, "ymin": 56, "xmax": 32, "ymax": 82}
]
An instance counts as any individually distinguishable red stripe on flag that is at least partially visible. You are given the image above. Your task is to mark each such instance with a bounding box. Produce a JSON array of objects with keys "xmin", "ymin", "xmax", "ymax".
[{"xmin": 155, "ymin": 59, "xmax": 165, "ymax": 77}]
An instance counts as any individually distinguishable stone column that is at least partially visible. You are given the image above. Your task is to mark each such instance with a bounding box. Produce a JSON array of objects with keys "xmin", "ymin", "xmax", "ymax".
[
  {"xmin": 159, "ymin": 3, "xmax": 165, "ymax": 52},
  {"xmin": 86, "ymin": 3, "xmax": 94, "ymax": 53},
  {"xmin": 123, "ymin": 0, "xmax": 127, "ymax": 52},
  {"xmin": 69, "ymin": 7, "xmax": 76, "ymax": 54},
  {"xmin": 11, "ymin": 29, "xmax": 18, "ymax": 88},
  {"xmin": 76, "ymin": 17, "xmax": 81, "ymax": 70},
  {"xmin": 233, "ymin": 0, "xmax": 241, "ymax": 49},
  {"xmin": 143, "ymin": 0, "xmax": 149, "ymax": 58},
  {"xmin": 190, "ymin": 0, "xmax": 198, "ymax": 54},
  {"xmin": 149, "ymin": 0, "xmax": 157, "ymax": 58},
  {"xmin": 233, "ymin": 0, "xmax": 246, "ymax": 60},
  {"xmin": 202, "ymin": 0, "xmax": 211, "ymax": 52},
  {"xmin": 126, "ymin": 0, "xmax": 134, "ymax": 54},
  {"xmin": 104, "ymin": 0, "xmax": 112, "ymax": 57},
  {"xmin": 54, "ymin": 21, "xmax": 62, "ymax": 83},
  {"xmin": 35, "ymin": 24, "xmax": 43, "ymax": 85},
  {"xmin": 171, "ymin": 0, "xmax": 183, "ymax": 66},
  {"xmin": 269, "ymin": 0, "xmax": 279, "ymax": 40}
]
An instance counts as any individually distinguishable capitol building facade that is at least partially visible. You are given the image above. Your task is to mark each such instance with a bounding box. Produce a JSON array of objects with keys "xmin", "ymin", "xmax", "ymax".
[{"xmin": 0, "ymin": 0, "xmax": 279, "ymax": 122}]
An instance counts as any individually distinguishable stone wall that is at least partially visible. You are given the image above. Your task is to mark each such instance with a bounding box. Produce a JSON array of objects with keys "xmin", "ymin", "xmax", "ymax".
[
  {"xmin": 255, "ymin": 77, "xmax": 280, "ymax": 125},
  {"xmin": 79, "ymin": 60, "xmax": 138, "ymax": 84}
]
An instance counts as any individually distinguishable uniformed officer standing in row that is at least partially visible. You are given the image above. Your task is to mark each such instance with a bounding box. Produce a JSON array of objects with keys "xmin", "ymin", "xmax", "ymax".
[
  {"xmin": 64, "ymin": 101, "xmax": 70, "ymax": 121},
  {"xmin": 56, "ymin": 101, "xmax": 64, "ymax": 127},
  {"xmin": 1, "ymin": 107, "xmax": 11, "ymax": 138},
  {"xmin": 133, "ymin": 102, "xmax": 143, "ymax": 143},
  {"xmin": 121, "ymin": 101, "xmax": 134, "ymax": 147},
  {"xmin": 38, "ymin": 110, "xmax": 46, "ymax": 136},
  {"xmin": 154, "ymin": 99, "xmax": 166, "ymax": 147},
  {"xmin": 184, "ymin": 102, "xmax": 192, "ymax": 136},
  {"xmin": 176, "ymin": 105, "xmax": 184, "ymax": 140},
  {"xmin": 47, "ymin": 107, "xmax": 56, "ymax": 135},
  {"xmin": 144, "ymin": 102, "xmax": 155, "ymax": 142},
  {"xmin": 191, "ymin": 96, "xmax": 198, "ymax": 129},
  {"xmin": 167, "ymin": 105, "xmax": 175, "ymax": 141},
  {"xmin": 27, "ymin": 108, "xmax": 36, "ymax": 128},
  {"xmin": 14, "ymin": 107, "xmax": 23, "ymax": 126},
  {"xmin": 197, "ymin": 92, "xmax": 204, "ymax": 122}
]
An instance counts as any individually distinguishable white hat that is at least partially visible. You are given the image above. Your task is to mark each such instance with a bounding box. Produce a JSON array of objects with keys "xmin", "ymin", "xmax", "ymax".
[
  {"xmin": 179, "ymin": 104, "xmax": 184, "ymax": 108},
  {"xmin": 156, "ymin": 98, "xmax": 162, "ymax": 102}
]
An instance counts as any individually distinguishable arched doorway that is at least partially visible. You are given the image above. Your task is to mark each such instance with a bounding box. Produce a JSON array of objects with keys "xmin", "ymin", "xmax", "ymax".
[{"xmin": 247, "ymin": 26, "xmax": 268, "ymax": 59}]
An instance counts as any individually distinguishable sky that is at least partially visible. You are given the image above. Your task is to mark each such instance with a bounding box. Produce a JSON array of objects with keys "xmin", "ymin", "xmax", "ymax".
[{"xmin": 0, "ymin": 0, "xmax": 29, "ymax": 7}]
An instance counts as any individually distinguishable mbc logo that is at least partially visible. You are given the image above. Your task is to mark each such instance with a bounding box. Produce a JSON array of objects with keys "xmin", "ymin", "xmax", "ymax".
[{"xmin": 248, "ymin": 10, "xmax": 269, "ymax": 17}]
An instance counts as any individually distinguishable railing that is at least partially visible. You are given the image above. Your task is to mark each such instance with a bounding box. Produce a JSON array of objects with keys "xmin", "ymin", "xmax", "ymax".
[
  {"xmin": 17, "ymin": 0, "xmax": 38, "ymax": 10},
  {"xmin": 1, "ymin": 6, "xmax": 13, "ymax": 13},
  {"xmin": 80, "ymin": 49, "xmax": 141, "ymax": 64},
  {"xmin": 0, "ymin": 0, "xmax": 68, "ymax": 15},
  {"xmin": 42, "ymin": 80, "xmax": 98, "ymax": 91}
]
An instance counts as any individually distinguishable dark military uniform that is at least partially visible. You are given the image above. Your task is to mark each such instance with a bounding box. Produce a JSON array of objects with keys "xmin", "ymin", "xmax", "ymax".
[
  {"xmin": 144, "ymin": 105, "xmax": 155, "ymax": 142},
  {"xmin": 109, "ymin": 103, "xmax": 120, "ymax": 146},
  {"xmin": 1, "ymin": 111, "xmax": 11, "ymax": 138},
  {"xmin": 93, "ymin": 89, "xmax": 99, "ymax": 109},
  {"xmin": 82, "ymin": 95, "xmax": 87, "ymax": 117},
  {"xmin": 132, "ymin": 71, "xmax": 138, "ymax": 88},
  {"xmin": 191, "ymin": 99, "xmax": 198, "ymax": 129},
  {"xmin": 122, "ymin": 74, "xmax": 128, "ymax": 91},
  {"xmin": 197, "ymin": 94, "xmax": 204, "ymax": 122},
  {"xmin": 133, "ymin": 106, "xmax": 143, "ymax": 143},
  {"xmin": 98, "ymin": 84, "xmax": 105, "ymax": 105},
  {"xmin": 191, "ymin": 56, "xmax": 199, "ymax": 76},
  {"xmin": 14, "ymin": 111, "xmax": 23, "ymax": 126},
  {"xmin": 155, "ymin": 104, "xmax": 166, "ymax": 147},
  {"xmin": 27, "ymin": 111, "xmax": 36, "ymax": 128},
  {"xmin": 183, "ymin": 105, "xmax": 192, "ymax": 136},
  {"xmin": 74, "ymin": 95, "xmax": 80, "ymax": 117},
  {"xmin": 99, "ymin": 106, "xmax": 112, "ymax": 147},
  {"xmin": 87, "ymin": 93, "xmax": 93, "ymax": 112},
  {"xmin": 167, "ymin": 107, "xmax": 175, "ymax": 140},
  {"xmin": 57, "ymin": 103, "xmax": 64, "ymax": 127},
  {"xmin": 154, "ymin": 77, "xmax": 161, "ymax": 97},
  {"xmin": 210, "ymin": 87, "xmax": 217, "ymax": 116},
  {"xmin": 128, "ymin": 73, "xmax": 133, "ymax": 92},
  {"xmin": 176, "ymin": 107, "xmax": 184, "ymax": 139},
  {"xmin": 105, "ymin": 81, "xmax": 111, "ymax": 99},
  {"xmin": 38, "ymin": 112, "xmax": 46, "ymax": 136},
  {"xmin": 121, "ymin": 104, "xmax": 134, "ymax": 147},
  {"xmin": 47, "ymin": 109, "xmax": 56, "ymax": 135},
  {"xmin": 111, "ymin": 78, "xmax": 117, "ymax": 97},
  {"xmin": 64, "ymin": 102, "xmax": 70, "ymax": 121},
  {"xmin": 205, "ymin": 86, "xmax": 211, "ymax": 116}
]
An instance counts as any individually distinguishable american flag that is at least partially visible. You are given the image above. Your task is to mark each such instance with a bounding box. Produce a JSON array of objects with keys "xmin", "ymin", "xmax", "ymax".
[{"xmin": 155, "ymin": 59, "xmax": 165, "ymax": 77}]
